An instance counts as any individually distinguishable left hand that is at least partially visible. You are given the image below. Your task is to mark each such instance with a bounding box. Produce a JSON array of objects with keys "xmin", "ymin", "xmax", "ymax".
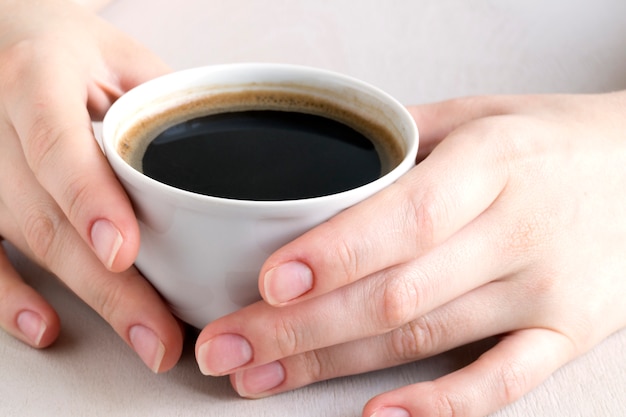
[
  {"xmin": 194, "ymin": 92, "xmax": 626, "ymax": 417},
  {"xmin": 0, "ymin": 0, "xmax": 183, "ymax": 371}
]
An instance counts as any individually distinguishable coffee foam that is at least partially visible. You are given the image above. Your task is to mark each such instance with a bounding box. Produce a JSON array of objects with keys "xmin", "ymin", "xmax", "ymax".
[{"xmin": 117, "ymin": 86, "xmax": 404, "ymax": 175}]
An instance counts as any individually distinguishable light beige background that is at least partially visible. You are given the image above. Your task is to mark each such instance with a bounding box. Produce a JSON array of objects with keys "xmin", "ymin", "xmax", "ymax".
[{"xmin": 2, "ymin": 1, "xmax": 626, "ymax": 416}]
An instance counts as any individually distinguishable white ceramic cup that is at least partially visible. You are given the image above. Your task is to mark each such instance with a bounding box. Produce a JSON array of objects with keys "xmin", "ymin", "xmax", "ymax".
[{"xmin": 102, "ymin": 63, "xmax": 418, "ymax": 329}]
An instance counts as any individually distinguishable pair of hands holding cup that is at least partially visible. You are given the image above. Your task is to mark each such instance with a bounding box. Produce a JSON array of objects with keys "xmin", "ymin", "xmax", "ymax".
[{"xmin": 2, "ymin": 1, "xmax": 625, "ymax": 417}]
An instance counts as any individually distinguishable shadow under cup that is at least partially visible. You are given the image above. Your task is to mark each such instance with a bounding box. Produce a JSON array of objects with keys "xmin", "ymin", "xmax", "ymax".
[{"xmin": 102, "ymin": 64, "xmax": 419, "ymax": 329}]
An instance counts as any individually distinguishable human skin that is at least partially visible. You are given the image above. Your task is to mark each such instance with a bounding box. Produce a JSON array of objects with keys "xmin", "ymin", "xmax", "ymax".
[
  {"xmin": 0, "ymin": 0, "xmax": 183, "ymax": 372},
  {"xmin": 70, "ymin": 0, "xmax": 111, "ymax": 12},
  {"xmin": 1, "ymin": 1, "xmax": 625, "ymax": 416},
  {"xmin": 195, "ymin": 93, "xmax": 626, "ymax": 417}
]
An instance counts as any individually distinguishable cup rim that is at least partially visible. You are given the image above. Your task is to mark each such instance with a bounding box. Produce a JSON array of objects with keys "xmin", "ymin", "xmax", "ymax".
[{"xmin": 102, "ymin": 63, "xmax": 419, "ymax": 211}]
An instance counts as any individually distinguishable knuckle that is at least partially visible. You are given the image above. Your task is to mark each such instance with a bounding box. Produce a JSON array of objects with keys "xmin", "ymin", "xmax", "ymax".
[
  {"xmin": 389, "ymin": 316, "xmax": 438, "ymax": 362},
  {"xmin": 63, "ymin": 173, "xmax": 94, "ymax": 224},
  {"xmin": 91, "ymin": 278, "xmax": 127, "ymax": 326},
  {"xmin": 498, "ymin": 360, "xmax": 529, "ymax": 404},
  {"xmin": 298, "ymin": 349, "xmax": 327, "ymax": 382},
  {"xmin": 328, "ymin": 221, "xmax": 361, "ymax": 280},
  {"xmin": 414, "ymin": 381, "xmax": 468, "ymax": 417},
  {"xmin": 272, "ymin": 316, "xmax": 304, "ymax": 358},
  {"xmin": 377, "ymin": 277, "xmax": 419, "ymax": 330},
  {"xmin": 432, "ymin": 388, "xmax": 465, "ymax": 417},
  {"xmin": 23, "ymin": 114, "xmax": 66, "ymax": 177},
  {"xmin": 22, "ymin": 203, "xmax": 62, "ymax": 265},
  {"xmin": 433, "ymin": 392, "xmax": 454, "ymax": 417}
]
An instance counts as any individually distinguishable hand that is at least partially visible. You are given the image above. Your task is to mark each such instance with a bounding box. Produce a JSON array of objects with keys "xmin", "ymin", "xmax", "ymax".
[
  {"xmin": 195, "ymin": 92, "xmax": 626, "ymax": 416},
  {"xmin": 0, "ymin": 0, "xmax": 182, "ymax": 371}
]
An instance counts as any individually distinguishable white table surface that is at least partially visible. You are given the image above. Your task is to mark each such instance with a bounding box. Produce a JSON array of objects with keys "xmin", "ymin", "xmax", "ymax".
[{"xmin": 2, "ymin": 1, "xmax": 626, "ymax": 416}]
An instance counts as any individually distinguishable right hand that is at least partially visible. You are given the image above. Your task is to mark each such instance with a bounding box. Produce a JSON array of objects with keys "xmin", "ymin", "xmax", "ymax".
[{"xmin": 0, "ymin": 0, "xmax": 183, "ymax": 372}]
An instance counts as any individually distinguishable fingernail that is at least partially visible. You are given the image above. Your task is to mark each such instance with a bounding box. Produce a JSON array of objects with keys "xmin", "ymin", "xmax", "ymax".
[
  {"xmin": 264, "ymin": 261, "xmax": 313, "ymax": 305},
  {"xmin": 371, "ymin": 407, "xmax": 411, "ymax": 417},
  {"xmin": 129, "ymin": 325, "xmax": 166, "ymax": 373},
  {"xmin": 91, "ymin": 219, "xmax": 123, "ymax": 270},
  {"xmin": 234, "ymin": 361, "xmax": 285, "ymax": 398},
  {"xmin": 17, "ymin": 310, "xmax": 47, "ymax": 347},
  {"xmin": 197, "ymin": 334, "xmax": 253, "ymax": 376}
]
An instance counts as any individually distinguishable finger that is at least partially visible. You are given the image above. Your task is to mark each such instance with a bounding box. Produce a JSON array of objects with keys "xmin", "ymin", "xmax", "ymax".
[
  {"xmin": 2, "ymin": 52, "xmax": 139, "ymax": 272},
  {"xmin": 0, "ymin": 238, "xmax": 60, "ymax": 348},
  {"xmin": 227, "ymin": 279, "xmax": 532, "ymax": 398},
  {"xmin": 362, "ymin": 328, "xmax": 577, "ymax": 417},
  {"xmin": 196, "ymin": 197, "xmax": 524, "ymax": 376},
  {"xmin": 88, "ymin": 29, "xmax": 172, "ymax": 120},
  {"xmin": 101, "ymin": 31, "xmax": 172, "ymax": 92},
  {"xmin": 259, "ymin": 112, "xmax": 516, "ymax": 306},
  {"xmin": 0, "ymin": 127, "xmax": 183, "ymax": 372},
  {"xmin": 407, "ymin": 95, "xmax": 525, "ymax": 160}
]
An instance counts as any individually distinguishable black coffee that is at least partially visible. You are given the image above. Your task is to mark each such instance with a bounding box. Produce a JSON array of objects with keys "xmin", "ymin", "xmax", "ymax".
[{"xmin": 141, "ymin": 110, "xmax": 382, "ymax": 200}]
